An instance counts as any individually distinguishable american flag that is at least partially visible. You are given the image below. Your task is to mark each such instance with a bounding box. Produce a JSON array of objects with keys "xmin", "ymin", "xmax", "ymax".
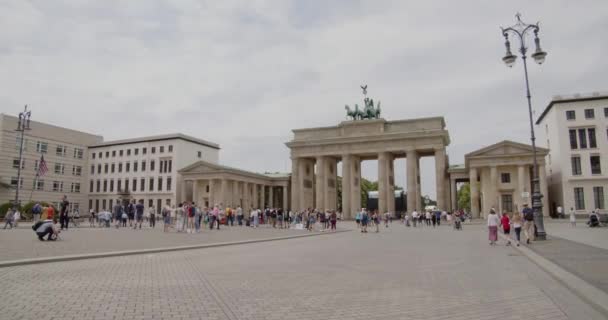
[{"xmin": 38, "ymin": 155, "xmax": 48, "ymax": 176}]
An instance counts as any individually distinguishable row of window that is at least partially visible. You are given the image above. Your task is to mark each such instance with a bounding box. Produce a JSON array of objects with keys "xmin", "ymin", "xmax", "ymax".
[
  {"xmin": 15, "ymin": 138, "xmax": 85, "ymax": 159},
  {"xmin": 91, "ymin": 145, "xmax": 173, "ymax": 160},
  {"xmin": 90, "ymin": 159, "xmax": 172, "ymax": 175},
  {"xmin": 565, "ymin": 107, "xmax": 608, "ymax": 120},
  {"xmin": 90, "ymin": 198, "xmax": 171, "ymax": 214},
  {"xmin": 89, "ymin": 177, "xmax": 173, "ymax": 193},
  {"xmin": 568, "ymin": 128, "xmax": 598, "ymax": 149},
  {"xmin": 571, "ymin": 155, "xmax": 602, "ymax": 175},
  {"xmin": 574, "ymin": 186, "xmax": 605, "ymax": 210},
  {"xmin": 10, "ymin": 177, "xmax": 81, "ymax": 193},
  {"xmin": 12, "ymin": 159, "xmax": 83, "ymax": 176}
]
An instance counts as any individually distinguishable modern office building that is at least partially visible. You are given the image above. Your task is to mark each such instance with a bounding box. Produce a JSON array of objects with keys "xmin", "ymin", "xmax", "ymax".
[
  {"xmin": 0, "ymin": 113, "xmax": 103, "ymax": 212},
  {"xmin": 536, "ymin": 92, "xmax": 608, "ymax": 215},
  {"xmin": 86, "ymin": 134, "xmax": 220, "ymax": 213}
]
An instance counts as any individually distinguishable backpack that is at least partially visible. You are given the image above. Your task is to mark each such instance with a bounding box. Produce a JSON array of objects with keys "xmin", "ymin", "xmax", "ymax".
[
  {"xmin": 524, "ymin": 209, "xmax": 534, "ymax": 221},
  {"xmin": 32, "ymin": 204, "xmax": 42, "ymax": 214},
  {"xmin": 162, "ymin": 208, "xmax": 168, "ymax": 217},
  {"xmin": 32, "ymin": 221, "xmax": 44, "ymax": 231}
]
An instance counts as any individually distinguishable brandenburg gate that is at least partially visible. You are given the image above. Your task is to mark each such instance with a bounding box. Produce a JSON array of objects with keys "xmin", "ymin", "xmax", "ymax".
[{"xmin": 286, "ymin": 87, "xmax": 451, "ymax": 218}]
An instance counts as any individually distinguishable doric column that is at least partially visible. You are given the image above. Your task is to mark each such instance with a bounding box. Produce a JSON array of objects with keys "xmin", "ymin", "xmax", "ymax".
[
  {"xmin": 435, "ymin": 148, "xmax": 447, "ymax": 211},
  {"xmin": 490, "ymin": 166, "xmax": 498, "ymax": 212},
  {"xmin": 470, "ymin": 168, "xmax": 480, "ymax": 218},
  {"xmin": 415, "ymin": 155, "xmax": 422, "ymax": 211},
  {"xmin": 406, "ymin": 149, "xmax": 418, "ymax": 213},
  {"xmin": 252, "ymin": 184, "xmax": 259, "ymax": 209},
  {"xmin": 378, "ymin": 152, "xmax": 388, "ymax": 213},
  {"xmin": 291, "ymin": 158, "xmax": 300, "ymax": 212},
  {"xmin": 298, "ymin": 159, "xmax": 315, "ymax": 210},
  {"xmin": 387, "ymin": 154, "xmax": 395, "ymax": 214},
  {"xmin": 243, "ymin": 182, "xmax": 249, "ymax": 210},
  {"xmin": 180, "ymin": 179, "xmax": 187, "ymax": 203},
  {"xmin": 350, "ymin": 156, "xmax": 362, "ymax": 214},
  {"xmin": 450, "ymin": 179, "xmax": 457, "ymax": 211},
  {"xmin": 518, "ymin": 165, "xmax": 527, "ymax": 209},
  {"xmin": 192, "ymin": 180, "xmax": 199, "ymax": 205},
  {"xmin": 282, "ymin": 185, "xmax": 288, "ymax": 210},
  {"xmin": 220, "ymin": 179, "xmax": 228, "ymax": 207},
  {"xmin": 539, "ymin": 164, "xmax": 549, "ymax": 217},
  {"xmin": 208, "ymin": 179, "xmax": 215, "ymax": 207},
  {"xmin": 315, "ymin": 156, "xmax": 326, "ymax": 210},
  {"xmin": 233, "ymin": 180, "xmax": 239, "ymax": 207},
  {"xmin": 342, "ymin": 155, "xmax": 352, "ymax": 219},
  {"xmin": 269, "ymin": 186, "xmax": 274, "ymax": 208}
]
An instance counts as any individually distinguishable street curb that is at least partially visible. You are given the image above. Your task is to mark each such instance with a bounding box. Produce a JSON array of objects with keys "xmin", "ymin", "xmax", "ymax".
[
  {"xmin": 0, "ymin": 229, "xmax": 350, "ymax": 268},
  {"xmin": 499, "ymin": 234, "xmax": 608, "ymax": 317}
]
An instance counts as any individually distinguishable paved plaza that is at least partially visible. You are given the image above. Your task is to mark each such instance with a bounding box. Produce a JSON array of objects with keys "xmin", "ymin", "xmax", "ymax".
[{"xmin": 1, "ymin": 221, "xmax": 606, "ymax": 319}]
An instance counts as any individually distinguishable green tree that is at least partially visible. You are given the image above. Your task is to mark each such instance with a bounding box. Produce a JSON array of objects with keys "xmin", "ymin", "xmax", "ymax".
[{"xmin": 457, "ymin": 183, "xmax": 471, "ymax": 211}]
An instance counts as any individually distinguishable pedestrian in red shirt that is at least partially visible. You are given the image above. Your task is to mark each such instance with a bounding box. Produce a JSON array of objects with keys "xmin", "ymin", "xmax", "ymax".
[{"xmin": 501, "ymin": 212, "xmax": 511, "ymax": 246}]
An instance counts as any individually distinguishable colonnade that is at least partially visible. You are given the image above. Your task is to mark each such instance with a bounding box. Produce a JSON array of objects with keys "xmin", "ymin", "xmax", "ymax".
[{"xmin": 182, "ymin": 178, "xmax": 288, "ymax": 210}]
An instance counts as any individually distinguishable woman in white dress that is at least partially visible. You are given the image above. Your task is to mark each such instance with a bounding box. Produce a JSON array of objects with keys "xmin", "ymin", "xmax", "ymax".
[{"xmin": 569, "ymin": 207, "xmax": 576, "ymax": 227}]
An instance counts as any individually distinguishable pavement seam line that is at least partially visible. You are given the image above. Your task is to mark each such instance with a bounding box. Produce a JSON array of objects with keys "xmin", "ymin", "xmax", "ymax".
[
  {"xmin": 499, "ymin": 233, "xmax": 608, "ymax": 317},
  {"xmin": 0, "ymin": 229, "xmax": 351, "ymax": 268}
]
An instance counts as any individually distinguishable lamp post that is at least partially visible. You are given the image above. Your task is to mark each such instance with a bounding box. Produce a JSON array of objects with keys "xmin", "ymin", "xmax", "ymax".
[
  {"xmin": 500, "ymin": 13, "xmax": 548, "ymax": 240},
  {"xmin": 14, "ymin": 105, "xmax": 32, "ymax": 211}
]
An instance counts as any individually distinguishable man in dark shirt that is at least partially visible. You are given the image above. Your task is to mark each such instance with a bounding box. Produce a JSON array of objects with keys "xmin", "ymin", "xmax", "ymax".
[
  {"xmin": 59, "ymin": 195, "xmax": 70, "ymax": 230},
  {"xmin": 135, "ymin": 200, "xmax": 145, "ymax": 229}
]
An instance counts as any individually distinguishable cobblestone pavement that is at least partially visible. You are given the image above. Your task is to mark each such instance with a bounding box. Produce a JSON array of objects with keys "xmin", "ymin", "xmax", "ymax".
[
  {"xmin": 543, "ymin": 221, "xmax": 608, "ymax": 250},
  {"xmin": 0, "ymin": 222, "xmax": 318, "ymax": 261},
  {"xmin": 1, "ymin": 223, "xmax": 604, "ymax": 320}
]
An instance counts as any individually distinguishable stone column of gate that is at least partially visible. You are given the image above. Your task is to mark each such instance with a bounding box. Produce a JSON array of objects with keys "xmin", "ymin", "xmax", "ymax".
[
  {"xmin": 378, "ymin": 152, "xmax": 389, "ymax": 214},
  {"xmin": 341, "ymin": 154, "xmax": 352, "ymax": 219},
  {"xmin": 469, "ymin": 168, "xmax": 480, "ymax": 218},
  {"xmin": 298, "ymin": 159, "xmax": 314, "ymax": 211},
  {"xmin": 406, "ymin": 149, "xmax": 418, "ymax": 213},
  {"xmin": 350, "ymin": 156, "xmax": 362, "ymax": 214},
  {"xmin": 325, "ymin": 158, "xmax": 338, "ymax": 211},
  {"xmin": 387, "ymin": 153, "xmax": 395, "ymax": 214},
  {"xmin": 282, "ymin": 185, "xmax": 288, "ymax": 210},
  {"xmin": 291, "ymin": 158, "xmax": 300, "ymax": 212},
  {"xmin": 450, "ymin": 179, "xmax": 457, "ymax": 211},
  {"xmin": 415, "ymin": 155, "xmax": 422, "ymax": 211},
  {"xmin": 315, "ymin": 156, "xmax": 326, "ymax": 210},
  {"xmin": 434, "ymin": 148, "xmax": 447, "ymax": 211}
]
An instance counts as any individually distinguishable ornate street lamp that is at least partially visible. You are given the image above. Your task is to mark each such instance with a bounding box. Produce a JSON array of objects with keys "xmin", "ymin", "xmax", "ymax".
[
  {"xmin": 14, "ymin": 105, "xmax": 31, "ymax": 211},
  {"xmin": 500, "ymin": 13, "xmax": 548, "ymax": 240}
]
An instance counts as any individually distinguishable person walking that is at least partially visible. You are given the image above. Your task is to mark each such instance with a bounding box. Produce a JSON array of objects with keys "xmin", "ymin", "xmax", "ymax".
[
  {"xmin": 134, "ymin": 200, "xmax": 144, "ymax": 230},
  {"xmin": 522, "ymin": 204, "xmax": 535, "ymax": 244},
  {"xmin": 501, "ymin": 212, "xmax": 511, "ymax": 246},
  {"xmin": 425, "ymin": 211, "xmax": 432, "ymax": 226},
  {"xmin": 355, "ymin": 210, "xmax": 362, "ymax": 229},
  {"xmin": 3, "ymin": 208, "xmax": 15, "ymax": 229},
  {"xmin": 32, "ymin": 202, "xmax": 42, "ymax": 223},
  {"xmin": 148, "ymin": 205, "xmax": 156, "ymax": 228},
  {"xmin": 373, "ymin": 212, "xmax": 380, "ymax": 233},
  {"xmin": 412, "ymin": 211, "xmax": 418, "ymax": 227},
  {"xmin": 360, "ymin": 210, "xmax": 368, "ymax": 233},
  {"xmin": 176, "ymin": 203, "xmax": 185, "ymax": 233},
  {"xmin": 251, "ymin": 208, "xmax": 259, "ymax": 228},
  {"xmin": 194, "ymin": 205, "xmax": 201, "ymax": 233},
  {"xmin": 13, "ymin": 209, "xmax": 20, "ymax": 228},
  {"xmin": 59, "ymin": 195, "xmax": 70, "ymax": 230},
  {"xmin": 330, "ymin": 210, "xmax": 337, "ymax": 232},
  {"xmin": 512, "ymin": 212, "xmax": 522, "ymax": 246},
  {"xmin": 569, "ymin": 207, "xmax": 576, "ymax": 227},
  {"xmin": 162, "ymin": 205, "xmax": 171, "ymax": 232},
  {"xmin": 237, "ymin": 206, "xmax": 243, "ymax": 226},
  {"xmin": 487, "ymin": 209, "xmax": 499, "ymax": 245}
]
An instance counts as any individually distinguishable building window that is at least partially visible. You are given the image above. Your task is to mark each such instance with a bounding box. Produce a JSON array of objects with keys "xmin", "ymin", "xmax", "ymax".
[
  {"xmin": 571, "ymin": 156, "xmax": 582, "ymax": 175},
  {"xmin": 73, "ymin": 148, "xmax": 83, "ymax": 159},
  {"xmin": 168, "ymin": 160, "xmax": 172, "ymax": 173},
  {"xmin": 133, "ymin": 162, "xmax": 138, "ymax": 172},
  {"xmin": 143, "ymin": 147, "xmax": 147, "ymax": 155},
  {"xmin": 149, "ymin": 178, "xmax": 154, "ymax": 191},
  {"xmin": 126, "ymin": 162, "xmax": 130, "ymax": 173},
  {"xmin": 566, "ymin": 110, "xmax": 576, "ymax": 120},
  {"xmin": 97, "ymin": 164, "xmax": 101, "ymax": 174},
  {"xmin": 160, "ymin": 146, "xmax": 164, "ymax": 153},
  {"xmin": 119, "ymin": 150, "xmax": 123, "ymax": 157},
  {"xmin": 112, "ymin": 150, "xmax": 116, "ymax": 157},
  {"xmin": 594, "ymin": 186, "xmax": 605, "ymax": 209},
  {"xmin": 590, "ymin": 155, "xmax": 602, "ymax": 174},
  {"xmin": 111, "ymin": 163, "xmax": 115, "ymax": 173},
  {"xmin": 132, "ymin": 178, "xmax": 137, "ymax": 192},
  {"xmin": 142, "ymin": 161, "xmax": 146, "ymax": 171},
  {"xmin": 36, "ymin": 141, "xmax": 48, "ymax": 153},
  {"xmin": 135, "ymin": 148, "xmax": 139, "ymax": 155},
  {"xmin": 96, "ymin": 180, "xmax": 100, "ymax": 192},
  {"xmin": 158, "ymin": 177, "xmax": 163, "ymax": 191},
  {"xmin": 197, "ymin": 151, "xmax": 202, "ymax": 158},
  {"xmin": 574, "ymin": 187, "xmax": 585, "ymax": 210},
  {"xmin": 54, "ymin": 163, "xmax": 65, "ymax": 175},
  {"xmin": 117, "ymin": 179, "xmax": 122, "ymax": 191},
  {"xmin": 110, "ymin": 180, "xmax": 114, "ymax": 192},
  {"xmin": 92, "ymin": 153, "xmax": 96, "ymax": 159},
  {"xmin": 12, "ymin": 158, "xmax": 25, "ymax": 169},
  {"xmin": 125, "ymin": 179, "xmax": 129, "ymax": 192},
  {"xmin": 102, "ymin": 199, "xmax": 106, "ymax": 210},
  {"xmin": 604, "ymin": 107, "xmax": 608, "ymax": 118},
  {"xmin": 569, "ymin": 129, "xmax": 578, "ymax": 149},
  {"xmin": 104, "ymin": 163, "xmax": 109, "ymax": 173},
  {"xmin": 95, "ymin": 199, "xmax": 99, "ymax": 212},
  {"xmin": 105, "ymin": 151, "xmax": 109, "ymax": 158},
  {"xmin": 52, "ymin": 181, "xmax": 63, "ymax": 192},
  {"xmin": 166, "ymin": 177, "xmax": 172, "ymax": 191},
  {"xmin": 152, "ymin": 147, "xmax": 156, "ymax": 154},
  {"xmin": 140, "ymin": 178, "xmax": 145, "ymax": 191},
  {"xmin": 71, "ymin": 183, "xmax": 80, "ymax": 193},
  {"xmin": 500, "ymin": 173, "xmax": 511, "ymax": 183},
  {"xmin": 72, "ymin": 165, "xmax": 82, "ymax": 176},
  {"xmin": 151, "ymin": 160, "xmax": 155, "ymax": 171},
  {"xmin": 98, "ymin": 152, "xmax": 102, "ymax": 159},
  {"xmin": 127, "ymin": 149, "xmax": 131, "ymax": 156},
  {"xmin": 501, "ymin": 194, "xmax": 513, "ymax": 213},
  {"xmin": 588, "ymin": 128, "xmax": 597, "ymax": 148},
  {"xmin": 89, "ymin": 180, "xmax": 93, "ymax": 192},
  {"xmin": 578, "ymin": 129, "xmax": 588, "ymax": 149},
  {"xmin": 118, "ymin": 163, "xmax": 123, "ymax": 173},
  {"xmin": 103, "ymin": 180, "xmax": 108, "ymax": 192},
  {"xmin": 585, "ymin": 108, "xmax": 595, "ymax": 119},
  {"xmin": 206, "ymin": 185, "xmax": 210, "ymax": 193},
  {"xmin": 34, "ymin": 179, "xmax": 45, "ymax": 191},
  {"xmin": 168, "ymin": 145, "xmax": 173, "ymax": 152},
  {"xmin": 10, "ymin": 177, "xmax": 23, "ymax": 189},
  {"xmin": 56, "ymin": 145, "xmax": 67, "ymax": 156}
]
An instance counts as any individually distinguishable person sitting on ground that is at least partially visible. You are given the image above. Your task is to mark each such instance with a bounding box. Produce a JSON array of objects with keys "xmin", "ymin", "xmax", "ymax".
[
  {"xmin": 588, "ymin": 210, "xmax": 600, "ymax": 227},
  {"xmin": 33, "ymin": 218, "xmax": 60, "ymax": 241}
]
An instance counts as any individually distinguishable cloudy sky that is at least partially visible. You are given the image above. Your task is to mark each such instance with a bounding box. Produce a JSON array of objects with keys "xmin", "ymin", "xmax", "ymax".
[{"xmin": 1, "ymin": 1, "xmax": 607, "ymax": 199}]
